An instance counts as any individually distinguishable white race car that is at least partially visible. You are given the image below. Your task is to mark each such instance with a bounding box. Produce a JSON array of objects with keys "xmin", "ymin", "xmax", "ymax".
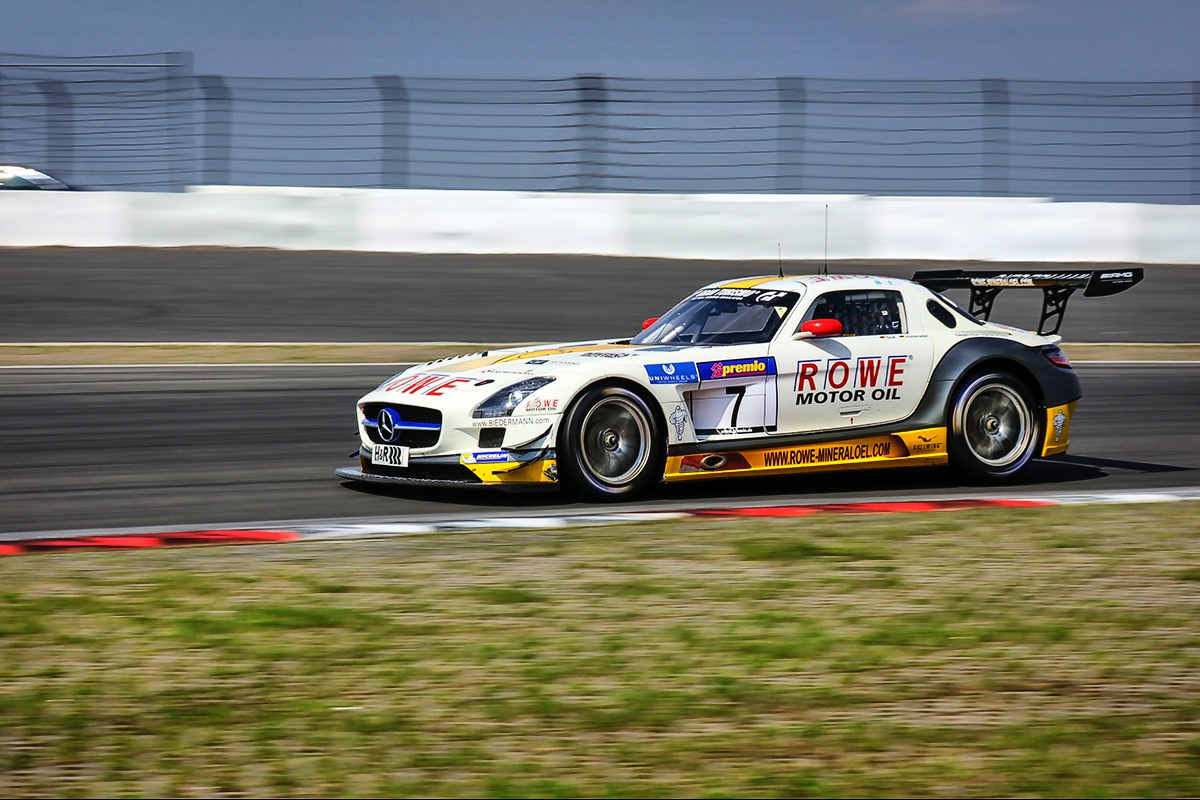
[
  {"xmin": 336, "ymin": 269, "xmax": 1141, "ymax": 500},
  {"xmin": 0, "ymin": 165, "xmax": 72, "ymax": 190}
]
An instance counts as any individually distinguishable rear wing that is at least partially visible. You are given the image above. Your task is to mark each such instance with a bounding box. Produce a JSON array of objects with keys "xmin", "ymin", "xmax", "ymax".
[{"xmin": 911, "ymin": 268, "xmax": 1144, "ymax": 336}]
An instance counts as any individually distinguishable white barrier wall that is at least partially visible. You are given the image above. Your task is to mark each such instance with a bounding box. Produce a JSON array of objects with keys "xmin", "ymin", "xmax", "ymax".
[{"xmin": 1, "ymin": 186, "xmax": 1198, "ymax": 263}]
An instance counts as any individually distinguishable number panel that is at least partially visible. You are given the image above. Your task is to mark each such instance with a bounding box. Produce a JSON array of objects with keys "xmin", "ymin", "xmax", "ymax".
[{"xmin": 687, "ymin": 380, "xmax": 777, "ymax": 436}]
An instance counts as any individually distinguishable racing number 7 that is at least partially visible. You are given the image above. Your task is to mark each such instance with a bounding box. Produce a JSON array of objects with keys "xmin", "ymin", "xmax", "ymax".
[{"xmin": 725, "ymin": 385, "xmax": 746, "ymax": 427}]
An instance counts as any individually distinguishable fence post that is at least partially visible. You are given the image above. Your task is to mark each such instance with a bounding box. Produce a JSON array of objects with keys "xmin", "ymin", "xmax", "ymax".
[
  {"xmin": 166, "ymin": 52, "xmax": 194, "ymax": 191},
  {"xmin": 776, "ymin": 77, "xmax": 806, "ymax": 193},
  {"xmin": 575, "ymin": 74, "xmax": 607, "ymax": 191},
  {"xmin": 36, "ymin": 80, "xmax": 73, "ymax": 183},
  {"xmin": 981, "ymin": 78, "xmax": 1009, "ymax": 197},
  {"xmin": 196, "ymin": 75, "xmax": 232, "ymax": 185},
  {"xmin": 374, "ymin": 75, "xmax": 409, "ymax": 189}
]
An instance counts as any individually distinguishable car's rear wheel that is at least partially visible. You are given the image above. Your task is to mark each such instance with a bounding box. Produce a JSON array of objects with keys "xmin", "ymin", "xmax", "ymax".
[
  {"xmin": 949, "ymin": 371, "xmax": 1040, "ymax": 482},
  {"xmin": 559, "ymin": 384, "xmax": 664, "ymax": 500}
]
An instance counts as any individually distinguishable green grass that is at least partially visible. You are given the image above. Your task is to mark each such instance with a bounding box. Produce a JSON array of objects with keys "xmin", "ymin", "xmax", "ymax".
[{"xmin": 2, "ymin": 501, "xmax": 1200, "ymax": 797}]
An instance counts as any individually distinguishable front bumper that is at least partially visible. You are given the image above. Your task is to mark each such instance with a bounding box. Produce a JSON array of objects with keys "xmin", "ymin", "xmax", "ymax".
[{"xmin": 336, "ymin": 447, "xmax": 559, "ymax": 491}]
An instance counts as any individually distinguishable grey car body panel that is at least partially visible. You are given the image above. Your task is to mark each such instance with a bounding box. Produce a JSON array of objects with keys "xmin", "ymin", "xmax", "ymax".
[{"xmin": 666, "ymin": 338, "xmax": 1079, "ymax": 456}]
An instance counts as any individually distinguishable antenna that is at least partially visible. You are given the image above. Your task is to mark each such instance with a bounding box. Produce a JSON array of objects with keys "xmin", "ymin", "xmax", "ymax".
[
  {"xmin": 777, "ymin": 243, "xmax": 783, "ymax": 278},
  {"xmin": 823, "ymin": 204, "xmax": 829, "ymax": 276}
]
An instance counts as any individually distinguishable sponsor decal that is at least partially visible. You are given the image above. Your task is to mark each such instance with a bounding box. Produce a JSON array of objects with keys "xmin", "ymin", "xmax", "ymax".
[
  {"xmin": 525, "ymin": 359, "xmax": 549, "ymax": 364},
  {"xmin": 1053, "ymin": 409, "xmax": 1067, "ymax": 442},
  {"xmin": 969, "ymin": 273, "xmax": 1090, "ymax": 287},
  {"xmin": 692, "ymin": 287, "xmax": 759, "ymax": 300},
  {"xmin": 910, "ymin": 433, "xmax": 943, "ymax": 454},
  {"xmin": 470, "ymin": 417, "xmax": 545, "ymax": 427},
  {"xmin": 669, "ymin": 404, "xmax": 688, "ymax": 441},
  {"xmin": 716, "ymin": 426, "xmax": 755, "ymax": 435},
  {"xmin": 382, "ymin": 373, "xmax": 473, "ymax": 396},
  {"xmin": 426, "ymin": 378, "xmax": 472, "ymax": 396},
  {"xmin": 495, "ymin": 345, "xmax": 631, "ymax": 363},
  {"xmin": 795, "ymin": 356, "xmax": 907, "ymax": 405},
  {"xmin": 691, "ymin": 287, "xmax": 796, "ymax": 305},
  {"xmin": 645, "ymin": 362, "xmax": 700, "ymax": 384},
  {"xmin": 523, "ymin": 397, "xmax": 561, "ymax": 413},
  {"xmin": 762, "ymin": 440, "xmax": 893, "ymax": 467},
  {"xmin": 482, "ymin": 368, "xmax": 537, "ymax": 376},
  {"xmin": 578, "ymin": 351, "xmax": 632, "ymax": 359},
  {"xmin": 698, "ymin": 356, "xmax": 776, "ymax": 382},
  {"xmin": 467, "ymin": 451, "xmax": 509, "ymax": 464}
]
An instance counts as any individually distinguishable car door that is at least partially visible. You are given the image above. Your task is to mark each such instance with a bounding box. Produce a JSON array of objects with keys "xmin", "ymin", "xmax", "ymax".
[
  {"xmin": 769, "ymin": 286, "xmax": 934, "ymax": 434},
  {"xmin": 684, "ymin": 344, "xmax": 781, "ymax": 438}
]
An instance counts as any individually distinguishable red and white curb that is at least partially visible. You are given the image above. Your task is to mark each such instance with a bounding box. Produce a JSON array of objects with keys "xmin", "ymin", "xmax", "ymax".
[{"xmin": 3, "ymin": 488, "xmax": 1200, "ymax": 557}]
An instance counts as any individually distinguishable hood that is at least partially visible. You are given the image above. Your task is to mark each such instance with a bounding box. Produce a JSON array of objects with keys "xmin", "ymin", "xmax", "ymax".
[
  {"xmin": 360, "ymin": 339, "xmax": 649, "ymax": 404},
  {"xmin": 403, "ymin": 338, "xmax": 714, "ymax": 379}
]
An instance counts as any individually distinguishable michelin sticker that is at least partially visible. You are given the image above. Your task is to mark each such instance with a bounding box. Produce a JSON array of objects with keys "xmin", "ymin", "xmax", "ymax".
[
  {"xmin": 466, "ymin": 451, "xmax": 510, "ymax": 464},
  {"xmin": 669, "ymin": 404, "xmax": 689, "ymax": 441}
]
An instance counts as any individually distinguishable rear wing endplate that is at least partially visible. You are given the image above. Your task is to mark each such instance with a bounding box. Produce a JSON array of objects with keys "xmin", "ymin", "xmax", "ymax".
[{"xmin": 911, "ymin": 268, "xmax": 1144, "ymax": 336}]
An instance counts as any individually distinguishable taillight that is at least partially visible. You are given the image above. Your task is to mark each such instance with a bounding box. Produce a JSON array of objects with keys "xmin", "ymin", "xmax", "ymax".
[{"xmin": 1043, "ymin": 346, "xmax": 1072, "ymax": 369}]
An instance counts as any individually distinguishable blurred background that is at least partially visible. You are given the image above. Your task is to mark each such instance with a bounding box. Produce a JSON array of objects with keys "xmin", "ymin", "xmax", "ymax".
[{"xmin": 2, "ymin": 0, "xmax": 1199, "ymax": 200}]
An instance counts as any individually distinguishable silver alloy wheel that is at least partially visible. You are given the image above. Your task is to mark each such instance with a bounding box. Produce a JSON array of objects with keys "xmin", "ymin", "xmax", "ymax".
[
  {"xmin": 579, "ymin": 395, "xmax": 652, "ymax": 486},
  {"xmin": 957, "ymin": 380, "xmax": 1032, "ymax": 468}
]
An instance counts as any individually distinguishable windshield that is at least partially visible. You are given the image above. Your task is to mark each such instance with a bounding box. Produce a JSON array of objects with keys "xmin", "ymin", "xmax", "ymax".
[
  {"xmin": 0, "ymin": 168, "xmax": 68, "ymax": 190},
  {"xmin": 632, "ymin": 287, "xmax": 801, "ymax": 346}
]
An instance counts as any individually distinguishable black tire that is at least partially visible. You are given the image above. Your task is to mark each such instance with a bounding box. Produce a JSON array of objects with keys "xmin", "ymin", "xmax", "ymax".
[
  {"xmin": 558, "ymin": 384, "xmax": 665, "ymax": 501},
  {"xmin": 948, "ymin": 371, "xmax": 1040, "ymax": 482}
]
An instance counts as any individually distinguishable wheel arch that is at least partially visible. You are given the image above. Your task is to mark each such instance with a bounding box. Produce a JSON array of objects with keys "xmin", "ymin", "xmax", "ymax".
[
  {"xmin": 946, "ymin": 355, "xmax": 1044, "ymax": 412},
  {"xmin": 564, "ymin": 375, "xmax": 671, "ymax": 446},
  {"xmin": 928, "ymin": 339, "xmax": 1065, "ymax": 421},
  {"xmin": 555, "ymin": 376, "xmax": 670, "ymax": 499}
]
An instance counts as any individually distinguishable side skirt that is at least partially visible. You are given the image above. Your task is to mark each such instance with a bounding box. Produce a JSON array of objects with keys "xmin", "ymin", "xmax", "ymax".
[{"xmin": 664, "ymin": 427, "xmax": 949, "ymax": 482}]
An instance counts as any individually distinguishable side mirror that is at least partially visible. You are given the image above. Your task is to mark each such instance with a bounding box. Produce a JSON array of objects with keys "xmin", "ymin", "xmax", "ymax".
[
  {"xmin": 641, "ymin": 317, "xmax": 660, "ymax": 331},
  {"xmin": 793, "ymin": 318, "xmax": 843, "ymax": 340}
]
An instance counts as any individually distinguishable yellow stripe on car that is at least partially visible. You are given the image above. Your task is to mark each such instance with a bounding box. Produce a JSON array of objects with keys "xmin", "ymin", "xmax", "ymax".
[
  {"xmin": 663, "ymin": 427, "xmax": 949, "ymax": 482},
  {"xmin": 717, "ymin": 276, "xmax": 798, "ymax": 289},
  {"xmin": 1041, "ymin": 402, "xmax": 1076, "ymax": 457}
]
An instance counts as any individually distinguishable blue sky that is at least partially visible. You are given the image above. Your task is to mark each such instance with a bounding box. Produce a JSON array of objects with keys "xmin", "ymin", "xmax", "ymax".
[{"xmin": 2, "ymin": 0, "xmax": 1199, "ymax": 81}]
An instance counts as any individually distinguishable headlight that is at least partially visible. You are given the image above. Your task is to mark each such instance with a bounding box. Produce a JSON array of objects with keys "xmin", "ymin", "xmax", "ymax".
[{"xmin": 473, "ymin": 377, "xmax": 556, "ymax": 418}]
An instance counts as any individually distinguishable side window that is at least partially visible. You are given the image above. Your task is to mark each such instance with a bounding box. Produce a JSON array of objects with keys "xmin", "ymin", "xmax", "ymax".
[
  {"xmin": 926, "ymin": 298, "xmax": 957, "ymax": 329},
  {"xmin": 800, "ymin": 290, "xmax": 906, "ymax": 337}
]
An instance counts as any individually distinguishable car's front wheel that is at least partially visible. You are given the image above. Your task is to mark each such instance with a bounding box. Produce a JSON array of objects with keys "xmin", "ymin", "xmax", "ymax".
[
  {"xmin": 949, "ymin": 371, "xmax": 1040, "ymax": 482},
  {"xmin": 558, "ymin": 384, "xmax": 664, "ymax": 501}
]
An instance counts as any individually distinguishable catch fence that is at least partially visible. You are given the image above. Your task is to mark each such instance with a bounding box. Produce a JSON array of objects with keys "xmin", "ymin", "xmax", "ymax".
[{"xmin": 1, "ymin": 52, "xmax": 1198, "ymax": 201}]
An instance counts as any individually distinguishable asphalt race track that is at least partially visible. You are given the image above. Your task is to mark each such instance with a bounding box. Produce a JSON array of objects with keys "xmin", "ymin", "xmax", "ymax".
[
  {"xmin": 2, "ymin": 249, "xmax": 1197, "ymax": 344},
  {"xmin": 0, "ymin": 362, "xmax": 1196, "ymax": 535},
  {"xmin": 0, "ymin": 249, "xmax": 1197, "ymax": 535}
]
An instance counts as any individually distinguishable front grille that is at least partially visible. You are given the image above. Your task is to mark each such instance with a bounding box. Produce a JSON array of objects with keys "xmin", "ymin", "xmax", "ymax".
[{"xmin": 362, "ymin": 403, "xmax": 442, "ymax": 448}]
